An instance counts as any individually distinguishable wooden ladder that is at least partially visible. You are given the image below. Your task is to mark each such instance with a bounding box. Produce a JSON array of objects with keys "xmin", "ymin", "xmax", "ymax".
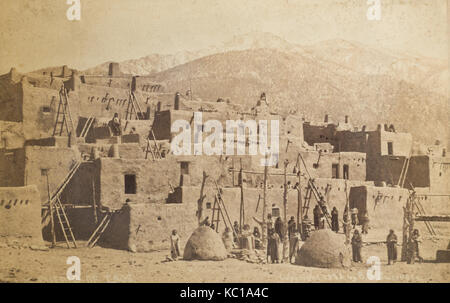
[
  {"xmin": 79, "ymin": 117, "xmax": 94, "ymax": 138},
  {"xmin": 53, "ymin": 86, "xmax": 75, "ymax": 136},
  {"xmin": 302, "ymin": 185, "xmax": 313, "ymax": 217},
  {"xmin": 54, "ymin": 197, "xmax": 77, "ymax": 248},
  {"xmin": 211, "ymin": 196, "xmax": 222, "ymax": 232},
  {"xmin": 213, "ymin": 180, "xmax": 239, "ymax": 239},
  {"xmin": 145, "ymin": 128, "xmax": 162, "ymax": 160},
  {"xmin": 87, "ymin": 212, "xmax": 113, "ymax": 248},
  {"xmin": 125, "ymin": 91, "xmax": 144, "ymax": 120},
  {"xmin": 413, "ymin": 196, "xmax": 437, "ymax": 236},
  {"xmin": 298, "ymin": 152, "xmax": 332, "ymax": 228}
]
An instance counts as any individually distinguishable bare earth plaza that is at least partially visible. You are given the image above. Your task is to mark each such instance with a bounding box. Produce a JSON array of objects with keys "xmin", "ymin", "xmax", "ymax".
[{"xmin": 0, "ymin": 0, "xmax": 449, "ymax": 283}]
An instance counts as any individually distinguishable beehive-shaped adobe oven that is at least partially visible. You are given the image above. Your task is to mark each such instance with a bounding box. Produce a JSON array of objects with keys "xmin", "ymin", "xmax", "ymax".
[
  {"xmin": 295, "ymin": 229, "xmax": 351, "ymax": 268},
  {"xmin": 183, "ymin": 226, "xmax": 227, "ymax": 261}
]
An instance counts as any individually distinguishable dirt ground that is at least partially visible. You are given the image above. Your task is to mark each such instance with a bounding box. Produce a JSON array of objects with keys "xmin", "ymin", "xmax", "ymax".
[{"xmin": 1, "ymin": 236, "xmax": 449, "ymax": 283}]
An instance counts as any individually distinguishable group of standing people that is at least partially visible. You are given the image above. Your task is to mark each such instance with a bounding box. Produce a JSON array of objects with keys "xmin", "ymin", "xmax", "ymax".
[{"xmin": 266, "ymin": 216, "xmax": 301, "ymax": 264}]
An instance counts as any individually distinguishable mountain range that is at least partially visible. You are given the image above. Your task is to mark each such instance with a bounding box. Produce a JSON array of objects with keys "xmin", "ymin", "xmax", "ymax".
[{"xmin": 83, "ymin": 32, "xmax": 449, "ymax": 146}]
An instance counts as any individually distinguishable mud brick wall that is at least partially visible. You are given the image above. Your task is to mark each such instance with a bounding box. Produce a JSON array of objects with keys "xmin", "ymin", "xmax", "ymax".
[
  {"xmin": 98, "ymin": 158, "xmax": 180, "ymax": 209},
  {"xmin": 349, "ymin": 185, "xmax": 408, "ymax": 232},
  {"xmin": 0, "ymin": 185, "xmax": 45, "ymax": 247},
  {"xmin": 24, "ymin": 146, "xmax": 81, "ymax": 203},
  {"xmin": 126, "ymin": 202, "xmax": 198, "ymax": 252},
  {"xmin": 21, "ymin": 84, "xmax": 59, "ymax": 140},
  {"xmin": 0, "ymin": 75, "xmax": 23, "ymax": 122}
]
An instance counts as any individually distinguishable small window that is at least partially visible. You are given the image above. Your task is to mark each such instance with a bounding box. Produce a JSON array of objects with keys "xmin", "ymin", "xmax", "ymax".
[
  {"xmin": 332, "ymin": 164, "xmax": 339, "ymax": 179},
  {"xmin": 387, "ymin": 142, "xmax": 394, "ymax": 155},
  {"xmin": 42, "ymin": 106, "xmax": 51, "ymax": 113},
  {"xmin": 343, "ymin": 164, "xmax": 349, "ymax": 180},
  {"xmin": 41, "ymin": 168, "xmax": 49, "ymax": 176},
  {"xmin": 124, "ymin": 174, "xmax": 137, "ymax": 194},
  {"xmin": 206, "ymin": 202, "xmax": 212, "ymax": 209},
  {"xmin": 180, "ymin": 162, "xmax": 189, "ymax": 175}
]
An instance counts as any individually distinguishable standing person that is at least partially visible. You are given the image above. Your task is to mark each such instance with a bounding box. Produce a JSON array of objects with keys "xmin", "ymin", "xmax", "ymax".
[
  {"xmin": 222, "ymin": 227, "xmax": 234, "ymax": 251},
  {"xmin": 361, "ymin": 211, "xmax": 370, "ymax": 234},
  {"xmin": 233, "ymin": 221, "xmax": 240, "ymax": 243},
  {"xmin": 331, "ymin": 207, "xmax": 339, "ymax": 233},
  {"xmin": 386, "ymin": 229, "xmax": 398, "ymax": 265},
  {"xmin": 288, "ymin": 216, "xmax": 296, "ymax": 238},
  {"xmin": 170, "ymin": 230, "xmax": 181, "ymax": 260},
  {"xmin": 289, "ymin": 229, "xmax": 301, "ymax": 264},
  {"xmin": 274, "ymin": 217, "xmax": 283, "ymax": 239},
  {"xmin": 343, "ymin": 208, "xmax": 349, "ymax": 235},
  {"xmin": 319, "ymin": 213, "xmax": 326, "ymax": 229},
  {"xmin": 351, "ymin": 208, "xmax": 359, "ymax": 229},
  {"xmin": 408, "ymin": 229, "xmax": 423, "ymax": 264},
  {"xmin": 269, "ymin": 229, "xmax": 281, "ymax": 264},
  {"xmin": 351, "ymin": 230, "xmax": 363, "ymax": 263},
  {"xmin": 313, "ymin": 205, "xmax": 321, "ymax": 230}
]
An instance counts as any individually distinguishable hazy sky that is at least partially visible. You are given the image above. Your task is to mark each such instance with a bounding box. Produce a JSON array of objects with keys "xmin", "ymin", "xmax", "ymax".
[{"xmin": 0, "ymin": 0, "xmax": 448, "ymax": 74}]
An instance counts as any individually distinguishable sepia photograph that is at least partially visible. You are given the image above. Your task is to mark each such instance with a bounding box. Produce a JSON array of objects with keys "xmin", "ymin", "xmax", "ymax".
[{"xmin": 0, "ymin": 0, "xmax": 449, "ymax": 286}]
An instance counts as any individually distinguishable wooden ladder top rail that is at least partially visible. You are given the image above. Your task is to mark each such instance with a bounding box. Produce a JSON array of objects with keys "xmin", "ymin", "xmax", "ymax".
[
  {"xmin": 79, "ymin": 117, "xmax": 94, "ymax": 138},
  {"xmin": 398, "ymin": 149, "xmax": 413, "ymax": 187},
  {"xmin": 87, "ymin": 212, "xmax": 113, "ymax": 248},
  {"xmin": 62, "ymin": 88, "xmax": 75, "ymax": 134},
  {"xmin": 145, "ymin": 138, "xmax": 157, "ymax": 160},
  {"xmin": 297, "ymin": 152, "xmax": 332, "ymax": 228},
  {"xmin": 54, "ymin": 197, "xmax": 77, "ymax": 248},
  {"xmin": 131, "ymin": 91, "xmax": 144, "ymax": 116},
  {"xmin": 407, "ymin": 182, "xmax": 437, "ymax": 236},
  {"xmin": 47, "ymin": 161, "xmax": 81, "ymax": 205},
  {"xmin": 145, "ymin": 128, "xmax": 162, "ymax": 160},
  {"xmin": 53, "ymin": 86, "xmax": 75, "ymax": 136},
  {"xmin": 213, "ymin": 180, "xmax": 239, "ymax": 240}
]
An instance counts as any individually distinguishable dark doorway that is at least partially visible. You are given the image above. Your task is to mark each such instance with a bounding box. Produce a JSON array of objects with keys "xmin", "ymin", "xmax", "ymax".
[
  {"xmin": 124, "ymin": 174, "xmax": 136, "ymax": 194},
  {"xmin": 180, "ymin": 162, "xmax": 189, "ymax": 175},
  {"xmin": 343, "ymin": 164, "xmax": 349, "ymax": 179},
  {"xmin": 387, "ymin": 142, "xmax": 394, "ymax": 155},
  {"xmin": 332, "ymin": 164, "xmax": 339, "ymax": 179}
]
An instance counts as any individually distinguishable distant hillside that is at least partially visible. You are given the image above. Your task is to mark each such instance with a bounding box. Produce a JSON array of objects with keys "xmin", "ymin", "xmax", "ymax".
[
  {"xmin": 148, "ymin": 48, "xmax": 448, "ymax": 146},
  {"xmin": 82, "ymin": 32, "xmax": 448, "ymax": 146}
]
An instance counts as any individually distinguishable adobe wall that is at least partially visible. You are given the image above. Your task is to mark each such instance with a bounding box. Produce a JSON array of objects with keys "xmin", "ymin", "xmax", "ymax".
[
  {"xmin": 303, "ymin": 123, "xmax": 337, "ymax": 148},
  {"xmin": 0, "ymin": 148, "xmax": 25, "ymax": 187},
  {"xmin": 0, "ymin": 121, "xmax": 25, "ymax": 149},
  {"xmin": 335, "ymin": 130, "xmax": 368, "ymax": 153},
  {"xmin": 98, "ymin": 157, "xmax": 180, "ymax": 209},
  {"xmin": 21, "ymin": 84, "xmax": 59, "ymax": 140},
  {"xmin": 407, "ymin": 156, "xmax": 430, "ymax": 188},
  {"xmin": 24, "ymin": 146, "xmax": 81, "ymax": 203},
  {"xmin": 428, "ymin": 157, "xmax": 450, "ymax": 193},
  {"xmin": 349, "ymin": 185, "xmax": 409, "ymax": 232},
  {"xmin": 367, "ymin": 127, "xmax": 413, "ymax": 157},
  {"xmin": 366, "ymin": 155, "xmax": 407, "ymax": 185},
  {"xmin": 126, "ymin": 202, "xmax": 198, "ymax": 252},
  {"xmin": 0, "ymin": 74, "xmax": 23, "ymax": 122},
  {"xmin": 0, "ymin": 185, "xmax": 45, "ymax": 248}
]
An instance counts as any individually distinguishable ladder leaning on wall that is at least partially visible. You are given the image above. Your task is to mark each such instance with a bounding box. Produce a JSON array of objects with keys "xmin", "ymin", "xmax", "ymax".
[{"xmin": 53, "ymin": 86, "xmax": 75, "ymax": 137}]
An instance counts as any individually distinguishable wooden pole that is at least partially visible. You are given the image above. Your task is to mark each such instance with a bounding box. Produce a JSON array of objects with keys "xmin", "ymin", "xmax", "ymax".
[
  {"xmin": 46, "ymin": 171, "xmax": 56, "ymax": 247},
  {"xmin": 297, "ymin": 162, "xmax": 303, "ymax": 237},
  {"xmin": 261, "ymin": 163, "xmax": 269, "ymax": 250},
  {"xmin": 197, "ymin": 171, "xmax": 208, "ymax": 226},
  {"xmin": 239, "ymin": 159, "xmax": 245, "ymax": 231},
  {"xmin": 283, "ymin": 159, "xmax": 288, "ymax": 222},
  {"xmin": 92, "ymin": 174, "xmax": 98, "ymax": 225}
]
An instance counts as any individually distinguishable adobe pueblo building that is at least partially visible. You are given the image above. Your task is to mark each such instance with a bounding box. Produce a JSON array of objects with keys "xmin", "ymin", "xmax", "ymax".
[{"xmin": 0, "ymin": 63, "xmax": 448, "ymax": 253}]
